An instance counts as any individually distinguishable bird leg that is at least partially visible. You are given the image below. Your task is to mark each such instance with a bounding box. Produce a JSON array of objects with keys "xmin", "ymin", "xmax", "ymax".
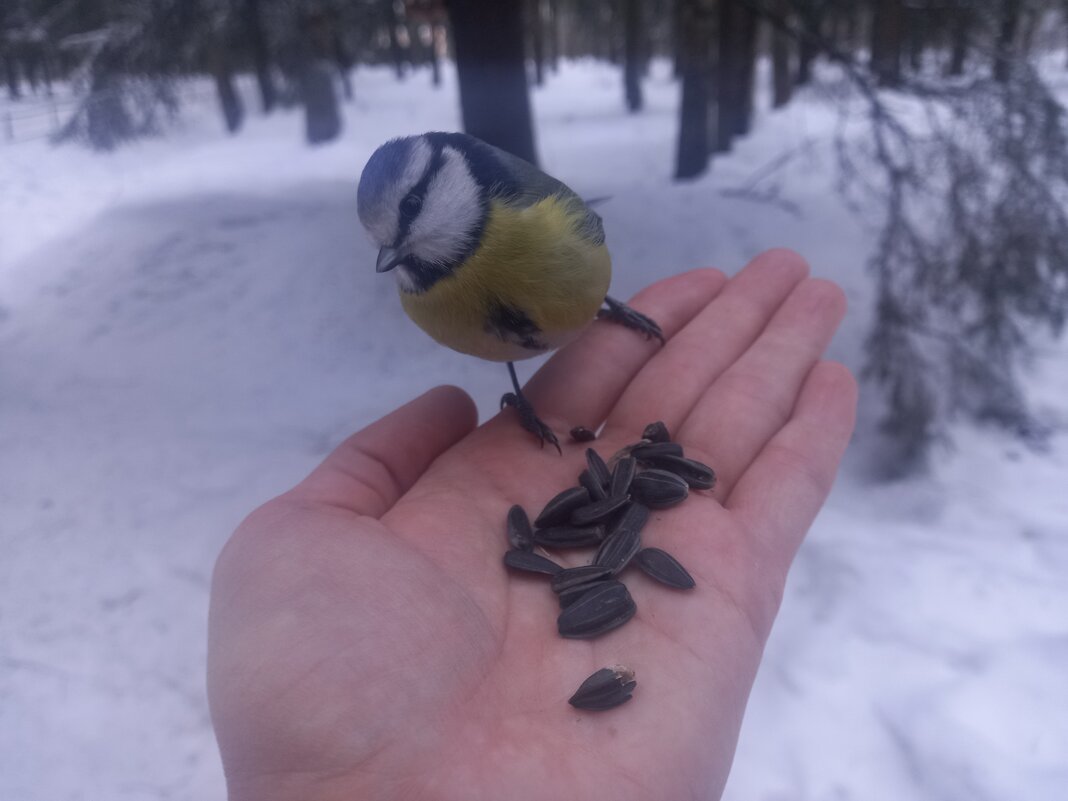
[
  {"xmin": 500, "ymin": 361, "xmax": 562, "ymax": 454},
  {"xmin": 597, "ymin": 296, "xmax": 665, "ymax": 344}
]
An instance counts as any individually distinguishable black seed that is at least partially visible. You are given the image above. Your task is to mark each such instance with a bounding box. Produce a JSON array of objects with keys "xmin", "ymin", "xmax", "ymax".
[
  {"xmin": 503, "ymin": 549, "xmax": 563, "ymax": 576},
  {"xmin": 557, "ymin": 580, "xmax": 637, "ymax": 639},
  {"xmin": 570, "ymin": 425, "xmax": 598, "ymax": 442},
  {"xmin": 568, "ymin": 665, "xmax": 637, "ymax": 711},
  {"xmin": 643, "ymin": 455, "xmax": 716, "ymax": 490},
  {"xmin": 632, "ymin": 441, "xmax": 685, "ymax": 461},
  {"xmin": 642, "ymin": 421, "xmax": 671, "ymax": 443},
  {"xmin": 535, "ymin": 486, "xmax": 591, "ymax": 528},
  {"xmin": 550, "ymin": 565, "xmax": 613, "ymax": 593},
  {"xmin": 506, "ymin": 505, "xmax": 534, "ymax": 550},
  {"xmin": 630, "ymin": 469, "xmax": 690, "ymax": 508},
  {"xmin": 570, "ymin": 493, "xmax": 631, "ymax": 526},
  {"xmin": 585, "ymin": 448, "xmax": 612, "ymax": 491},
  {"xmin": 557, "ymin": 579, "xmax": 613, "ymax": 608},
  {"xmin": 533, "ymin": 524, "xmax": 606, "ymax": 549},
  {"xmin": 635, "ymin": 547, "xmax": 696, "ymax": 589},
  {"xmin": 609, "ymin": 456, "xmax": 637, "ymax": 498},
  {"xmin": 579, "ymin": 469, "xmax": 608, "ymax": 501},
  {"xmin": 594, "ymin": 503, "xmax": 649, "ymax": 574}
]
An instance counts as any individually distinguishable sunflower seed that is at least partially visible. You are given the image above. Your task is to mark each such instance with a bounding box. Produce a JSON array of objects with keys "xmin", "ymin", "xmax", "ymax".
[
  {"xmin": 569, "ymin": 425, "xmax": 598, "ymax": 442},
  {"xmin": 557, "ymin": 578, "xmax": 613, "ymax": 608},
  {"xmin": 506, "ymin": 505, "xmax": 534, "ymax": 550},
  {"xmin": 585, "ymin": 448, "xmax": 612, "ymax": 491},
  {"xmin": 533, "ymin": 524, "xmax": 606, "ymax": 549},
  {"xmin": 594, "ymin": 503, "xmax": 648, "ymax": 574},
  {"xmin": 570, "ymin": 493, "xmax": 631, "ymax": 526},
  {"xmin": 579, "ymin": 469, "xmax": 608, "ymax": 501},
  {"xmin": 643, "ymin": 454, "xmax": 717, "ymax": 490},
  {"xmin": 630, "ymin": 469, "xmax": 690, "ymax": 508},
  {"xmin": 631, "ymin": 441, "xmax": 685, "ymax": 461},
  {"xmin": 557, "ymin": 580, "xmax": 637, "ymax": 639},
  {"xmin": 635, "ymin": 547, "xmax": 696, "ymax": 589},
  {"xmin": 503, "ymin": 549, "xmax": 563, "ymax": 576},
  {"xmin": 550, "ymin": 565, "xmax": 613, "ymax": 593},
  {"xmin": 609, "ymin": 456, "xmax": 637, "ymax": 498},
  {"xmin": 534, "ymin": 486, "xmax": 591, "ymax": 528},
  {"xmin": 568, "ymin": 665, "xmax": 637, "ymax": 711},
  {"xmin": 642, "ymin": 421, "xmax": 671, "ymax": 443}
]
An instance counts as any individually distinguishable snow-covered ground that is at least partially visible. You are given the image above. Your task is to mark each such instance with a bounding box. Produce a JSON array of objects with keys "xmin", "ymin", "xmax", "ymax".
[{"xmin": 1, "ymin": 60, "xmax": 1066, "ymax": 800}]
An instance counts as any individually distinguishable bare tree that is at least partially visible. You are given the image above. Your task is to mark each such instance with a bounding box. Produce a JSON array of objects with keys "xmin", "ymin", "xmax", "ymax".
[
  {"xmin": 772, "ymin": 0, "xmax": 793, "ymax": 107},
  {"xmin": 871, "ymin": 0, "xmax": 903, "ymax": 87},
  {"xmin": 623, "ymin": 0, "xmax": 643, "ymax": 111},
  {"xmin": 674, "ymin": 0, "xmax": 715, "ymax": 178}
]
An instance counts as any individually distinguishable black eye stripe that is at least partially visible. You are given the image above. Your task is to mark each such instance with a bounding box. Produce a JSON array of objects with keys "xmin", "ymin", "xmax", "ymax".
[{"xmin": 394, "ymin": 144, "xmax": 446, "ymax": 246}]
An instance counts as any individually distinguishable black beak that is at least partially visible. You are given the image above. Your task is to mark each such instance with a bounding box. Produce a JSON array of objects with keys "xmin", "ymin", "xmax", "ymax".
[{"xmin": 376, "ymin": 247, "xmax": 404, "ymax": 273}]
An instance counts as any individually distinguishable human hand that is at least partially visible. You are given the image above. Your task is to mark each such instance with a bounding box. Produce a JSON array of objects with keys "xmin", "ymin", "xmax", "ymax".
[{"xmin": 207, "ymin": 249, "xmax": 857, "ymax": 801}]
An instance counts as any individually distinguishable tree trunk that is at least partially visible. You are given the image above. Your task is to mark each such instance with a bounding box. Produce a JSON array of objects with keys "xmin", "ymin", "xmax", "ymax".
[
  {"xmin": 734, "ymin": 4, "xmax": 756, "ymax": 137},
  {"xmin": 905, "ymin": 4, "xmax": 925, "ymax": 73},
  {"xmin": 430, "ymin": 24, "xmax": 443, "ymax": 87},
  {"xmin": 796, "ymin": 4, "xmax": 821, "ymax": 87},
  {"xmin": 301, "ymin": 60, "xmax": 341, "ymax": 144},
  {"xmin": 948, "ymin": 2, "xmax": 970, "ymax": 76},
  {"xmin": 871, "ymin": 0, "xmax": 903, "ymax": 88},
  {"xmin": 244, "ymin": 0, "xmax": 276, "ymax": 113},
  {"xmin": 3, "ymin": 52, "xmax": 19, "ymax": 100},
  {"xmin": 211, "ymin": 43, "xmax": 244, "ymax": 133},
  {"xmin": 993, "ymin": 0, "xmax": 1020, "ymax": 83},
  {"xmin": 675, "ymin": 0, "xmax": 714, "ymax": 179},
  {"xmin": 448, "ymin": 0, "xmax": 539, "ymax": 165},
  {"xmin": 771, "ymin": 0, "xmax": 792, "ymax": 109},
  {"xmin": 548, "ymin": 0, "xmax": 560, "ymax": 71},
  {"xmin": 623, "ymin": 0, "xmax": 643, "ymax": 111},
  {"xmin": 529, "ymin": 0, "xmax": 545, "ymax": 87},
  {"xmin": 386, "ymin": 0, "xmax": 407, "ymax": 80}
]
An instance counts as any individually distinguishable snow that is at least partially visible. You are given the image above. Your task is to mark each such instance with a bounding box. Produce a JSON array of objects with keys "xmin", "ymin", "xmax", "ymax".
[{"xmin": 2, "ymin": 59, "xmax": 1067, "ymax": 800}]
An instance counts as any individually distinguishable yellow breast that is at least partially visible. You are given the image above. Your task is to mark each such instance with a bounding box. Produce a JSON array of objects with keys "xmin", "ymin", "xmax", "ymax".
[{"xmin": 399, "ymin": 196, "xmax": 611, "ymax": 362}]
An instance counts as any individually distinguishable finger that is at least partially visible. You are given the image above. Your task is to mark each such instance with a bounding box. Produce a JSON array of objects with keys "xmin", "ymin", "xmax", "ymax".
[
  {"xmin": 726, "ymin": 361, "xmax": 858, "ymax": 570},
  {"xmin": 518, "ymin": 268, "xmax": 728, "ymax": 428},
  {"xmin": 677, "ymin": 278, "xmax": 847, "ymax": 498},
  {"xmin": 604, "ymin": 249, "xmax": 809, "ymax": 436},
  {"xmin": 291, "ymin": 385, "xmax": 477, "ymax": 517}
]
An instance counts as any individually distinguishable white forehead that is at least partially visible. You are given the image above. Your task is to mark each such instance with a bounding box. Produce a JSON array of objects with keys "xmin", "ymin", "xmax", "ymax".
[
  {"xmin": 406, "ymin": 146, "xmax": 481, "ymax": 263},
  {"xmin": 362, "ymin": 137, "xmax": 434, "ymax": 246}
]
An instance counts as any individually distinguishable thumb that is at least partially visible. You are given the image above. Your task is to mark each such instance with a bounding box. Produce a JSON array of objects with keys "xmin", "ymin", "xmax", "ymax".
[{"xmin": 291, "ymin": 385, "xmax": 477, "ymax": 517}]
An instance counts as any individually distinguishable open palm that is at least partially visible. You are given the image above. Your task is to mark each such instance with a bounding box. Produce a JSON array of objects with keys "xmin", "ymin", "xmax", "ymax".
[{"xmin": 208, "ymin": 250, "xmax": 857, "ymax": 801}]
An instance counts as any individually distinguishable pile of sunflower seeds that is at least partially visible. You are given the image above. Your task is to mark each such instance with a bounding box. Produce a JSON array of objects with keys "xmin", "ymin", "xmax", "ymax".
[{"xmin": 502, "ymin": 421, "xmax": 715, "ymax": 711}]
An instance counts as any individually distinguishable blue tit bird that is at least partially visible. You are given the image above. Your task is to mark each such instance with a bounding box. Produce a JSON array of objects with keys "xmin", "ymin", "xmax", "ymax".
[{"xmin": 356, "ymin": 131, "xmax": 663, "ymax": 451}]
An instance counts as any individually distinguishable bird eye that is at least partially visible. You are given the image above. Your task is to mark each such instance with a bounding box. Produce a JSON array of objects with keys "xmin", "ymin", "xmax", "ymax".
[{"xmin": 400, "ymin": 194, "xmax": 422, "ymax": 218}]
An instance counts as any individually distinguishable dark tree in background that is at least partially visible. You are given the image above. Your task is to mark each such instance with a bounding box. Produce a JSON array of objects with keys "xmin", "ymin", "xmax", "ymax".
[
  {"xmin": 674, "ymin": 0, "xmax": 714, "ymax": 179},
  {"xmin": 243, "ymin": 0, "xmax": 276, "ymax": 113},
  {"xmin": 871, "ymin": 0, "xmax": 903, "ymax": 87},
  {"xmin": 447, "ymin": 0, "xmax": 538, "ymax": 164},
  {"xmin": 623, "ymin": 0, "xmax": 643, "ymax": 111},
  {"xmin": 772, "ymin": 0, "xmax": 793, "ymax": 107}
]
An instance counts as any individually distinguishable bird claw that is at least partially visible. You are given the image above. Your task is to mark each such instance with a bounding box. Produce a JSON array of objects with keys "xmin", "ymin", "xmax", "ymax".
[
  {"xmin": 598, "ymin": 297, "xmax": 665, "ymax": 344},
  {"xmin": 501, "ymin": 392, "xmax": 562, "ymax": 454}
]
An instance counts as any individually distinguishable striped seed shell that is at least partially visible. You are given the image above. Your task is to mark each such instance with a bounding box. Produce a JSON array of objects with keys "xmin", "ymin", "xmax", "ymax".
[
  {"xmin": 594, "ymin": 503, "xmax": 649, "ymax": 574},
  {"xmin": 643, "ymin": 454, "xmax": 717, "ymax": 490},
  {"xmin": 630, "ymin": 469, "xmax": 690, "ymax": 509},
  {"xmin": 585, "ymin": 448, "xmax": 612, "ymax": 491},
  {"xmin": 569, "ymin": 425, "xmax": 598, "ymax": 442},
  {"xmin": 570, "ymin": 493, "xmax": 631, "ymax": 526},
  {"xmin": 642, "ymin": 421, "xmax": 671, "ymax": 443},
  {"xmin": 631, "ymin": 441, "xmax": 685, "ymax": 461},
  {"xmin": 550, "ymin": 565, "xmax": 614, "ymax": 593},
  {"xmin": 557, "ymin": 580, "xmax": 637, "ymax": 639},
  {"xmin": 506, "ymin": 505, "xmax": 534, "ymax": 550},
  {"xmin": 557, "ymin": 578, "xmax": 613, "ymax": 609},
  {"xmin": 579, "ymin": 469, "xmax": 608, "ymax": 501},
  {"xmin": 568, "ymin": 665, "xmax": 637, "ymax": 711},
  {"xmin": 503, "ymin": 549, "xmax": 563, "ymax": 576},
  {"xmin": 609, "ymin": 456, "xmax": 637, "ymax": 498},
  {"xmin": 535, "ymin": 486, "xmax": 591, "ymax": 528},
  {"xmin": 635, "ymin": 547, "xmax": 696, "ymax": 589},
  {"xmin": 533, "ymin": 524, "xmax": 606, "ymax": 549}
]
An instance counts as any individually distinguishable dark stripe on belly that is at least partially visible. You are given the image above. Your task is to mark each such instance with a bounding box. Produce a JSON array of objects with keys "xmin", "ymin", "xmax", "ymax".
[{"xmin": 486, "ymin": 302, "xmax": 548, "ymax": 352}]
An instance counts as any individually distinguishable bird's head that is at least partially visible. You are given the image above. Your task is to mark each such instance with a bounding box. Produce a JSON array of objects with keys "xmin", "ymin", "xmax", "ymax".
[{"xmin": 357, "ymin": 134, "xmax": 487, "ymax": 293}]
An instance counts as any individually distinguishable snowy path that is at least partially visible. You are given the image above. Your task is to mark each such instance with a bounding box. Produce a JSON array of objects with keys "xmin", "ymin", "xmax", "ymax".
[{"xmin": 2, "ymin": 62, "xmax": 1066, "ymax": 800}]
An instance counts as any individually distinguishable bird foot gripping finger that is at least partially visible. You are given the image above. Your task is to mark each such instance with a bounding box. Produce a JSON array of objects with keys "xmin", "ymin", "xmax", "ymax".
[
  {"xmin": 597, "ymin": 296, "xmax": 665, "ymax": 344},
  {"xmin": 501, "ymin": 392, "xmax": 562, "ymax": 454}
]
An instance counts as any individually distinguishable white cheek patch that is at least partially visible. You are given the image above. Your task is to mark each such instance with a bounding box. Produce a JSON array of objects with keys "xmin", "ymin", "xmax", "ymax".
[
  {"xmin": 408, "ymin": 146, "xmax": 481, "ymax": 264},
  {"xmin": 363, "ymin": 137, "xmax": 434, "ymax": 246}
]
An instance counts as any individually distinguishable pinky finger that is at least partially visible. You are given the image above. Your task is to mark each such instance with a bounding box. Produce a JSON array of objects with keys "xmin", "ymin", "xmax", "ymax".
[{"xmin": 725, "ymin": 361, "xmax": 858, "ymax": 572}]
